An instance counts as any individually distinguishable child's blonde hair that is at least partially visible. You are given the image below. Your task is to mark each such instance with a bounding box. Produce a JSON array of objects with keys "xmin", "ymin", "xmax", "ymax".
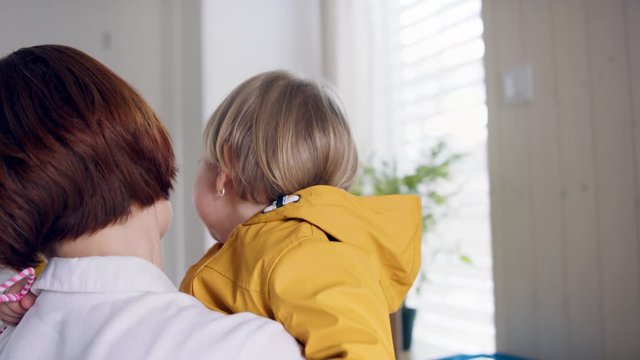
[{"xmin": 203, "ymin": 70, "xmax": 358, "ymax": 203}]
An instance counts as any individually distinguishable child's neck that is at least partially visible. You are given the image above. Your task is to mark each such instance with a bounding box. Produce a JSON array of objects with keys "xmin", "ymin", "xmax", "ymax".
[{"xmin": 216, "ymin": 201, "xmax": 267, "ymax": 243}]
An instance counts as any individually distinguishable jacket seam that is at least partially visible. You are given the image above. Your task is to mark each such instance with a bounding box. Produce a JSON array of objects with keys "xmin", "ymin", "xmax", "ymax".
[{"xmin": 201, "ymin": 265, "xmax": 262, "ymax": 292}]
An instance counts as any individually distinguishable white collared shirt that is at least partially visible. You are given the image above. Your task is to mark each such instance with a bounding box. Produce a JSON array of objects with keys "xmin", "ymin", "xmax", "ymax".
[{"xmin": 0, "ymin": 256, "xmax": 304, "ymax": 360}]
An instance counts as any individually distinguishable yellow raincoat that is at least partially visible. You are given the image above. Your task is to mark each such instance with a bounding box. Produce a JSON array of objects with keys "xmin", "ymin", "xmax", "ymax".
[{"xmin": 180, "ymin": 185, "xmax": 422, "ymax": 359}]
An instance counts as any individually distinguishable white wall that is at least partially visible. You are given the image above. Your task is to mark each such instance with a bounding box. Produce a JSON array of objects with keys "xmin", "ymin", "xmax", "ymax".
[
  {"xmin": 0, "ymin": 0, "xmax": 164, "ymax": 113},
  {"xmin": 484, "ymin": 0, "xmax": 640, "ymax": 359},
  {"xmin": 202, "ymin": 0, "xmax": 323, "ymax": 118}
]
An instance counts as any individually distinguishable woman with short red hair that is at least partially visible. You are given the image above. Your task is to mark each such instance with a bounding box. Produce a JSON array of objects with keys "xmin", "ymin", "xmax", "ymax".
[{"xmin": 0, "ymin": 45, "xmax": 302, "ymax": 360}]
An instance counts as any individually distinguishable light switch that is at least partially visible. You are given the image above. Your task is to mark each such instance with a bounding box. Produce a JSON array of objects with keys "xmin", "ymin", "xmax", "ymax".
[{"xmin": 502, "ymin": 65, "xmax": 534, "ymax": 106}]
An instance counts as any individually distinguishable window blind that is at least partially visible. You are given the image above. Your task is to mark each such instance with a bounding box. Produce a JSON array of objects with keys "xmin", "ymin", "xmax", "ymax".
[{"xmin": 384, "ymin": 0, "xmax": 495, "ymax": 357}]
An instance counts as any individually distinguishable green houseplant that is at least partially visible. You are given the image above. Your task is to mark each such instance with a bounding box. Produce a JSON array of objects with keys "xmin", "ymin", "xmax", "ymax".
[{"xmin": 351, "ymin": 141, "xmax": 465, "ymax": 351}]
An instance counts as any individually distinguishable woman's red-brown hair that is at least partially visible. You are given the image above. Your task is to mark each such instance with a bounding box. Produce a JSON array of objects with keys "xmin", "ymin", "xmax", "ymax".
[{"xmin": 0, "ymin": 45, "xmax": 176, "ymax": 270}]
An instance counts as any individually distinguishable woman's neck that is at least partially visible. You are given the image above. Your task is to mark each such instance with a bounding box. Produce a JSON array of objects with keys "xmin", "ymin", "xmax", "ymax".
[{"xmin": 54, "ymin": 205, "xmax": 163, "ymax": 268}]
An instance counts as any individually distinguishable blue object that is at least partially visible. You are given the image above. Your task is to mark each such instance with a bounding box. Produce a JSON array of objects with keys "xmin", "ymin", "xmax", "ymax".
[
  {"xmin": 401, "ymin": 304, "xmax": 417, "ymax": 350},
  {"xmin": 437, "ymin": 353, "xmax": 530, "ymax": 360}
]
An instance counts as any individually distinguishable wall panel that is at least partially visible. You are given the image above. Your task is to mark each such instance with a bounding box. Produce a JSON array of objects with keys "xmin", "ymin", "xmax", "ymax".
[{"xmin": 485, "ymin": 0, "xmax": 640, "ymax": 358}]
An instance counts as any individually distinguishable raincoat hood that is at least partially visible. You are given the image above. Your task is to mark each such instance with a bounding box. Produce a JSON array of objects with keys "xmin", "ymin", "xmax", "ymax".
[{"xmin": 246, "ymin": 185, "xmax": 422, "ymax": 310}]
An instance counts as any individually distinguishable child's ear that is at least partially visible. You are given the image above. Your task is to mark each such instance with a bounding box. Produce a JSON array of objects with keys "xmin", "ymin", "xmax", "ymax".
[
  {"xmin": 215, "ymin": 170, "xmax": 231, "ymax": 194},
  {"xmin": 216, "ymin": 145, "xmax": 235, "ymax": 193}
]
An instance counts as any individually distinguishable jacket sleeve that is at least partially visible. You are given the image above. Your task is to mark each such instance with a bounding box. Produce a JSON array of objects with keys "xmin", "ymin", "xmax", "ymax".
[{"xmin": 267, "ymin": 237, "xmax": 395, "ymax": 360}]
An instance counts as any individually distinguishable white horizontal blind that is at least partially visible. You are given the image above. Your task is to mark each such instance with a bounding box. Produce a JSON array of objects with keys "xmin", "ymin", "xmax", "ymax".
[{"xmin": 384, "ymin": 0, "xmax": 495, "ymax": 358}]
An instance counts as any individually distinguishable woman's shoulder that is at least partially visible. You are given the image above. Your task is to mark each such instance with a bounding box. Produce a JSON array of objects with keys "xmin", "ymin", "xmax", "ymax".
[{"xmin": 137, "ymin": 292, "xmax": 302, "ymax": 359}]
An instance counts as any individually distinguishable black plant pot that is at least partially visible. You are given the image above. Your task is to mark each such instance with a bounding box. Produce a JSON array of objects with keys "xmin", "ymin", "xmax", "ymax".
[{"xmin": 401, "ymin": 304, "xmax": 417, "ymax": 351}]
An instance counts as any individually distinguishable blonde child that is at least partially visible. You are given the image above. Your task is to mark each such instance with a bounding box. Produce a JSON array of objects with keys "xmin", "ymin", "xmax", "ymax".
[
  {"xmin": 1, "ymin": 70, "xmax": 422, "ymax": 359},
  {"xmin": 182, "ymin": 71, "xmax": 422, "ymax": 359}
]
